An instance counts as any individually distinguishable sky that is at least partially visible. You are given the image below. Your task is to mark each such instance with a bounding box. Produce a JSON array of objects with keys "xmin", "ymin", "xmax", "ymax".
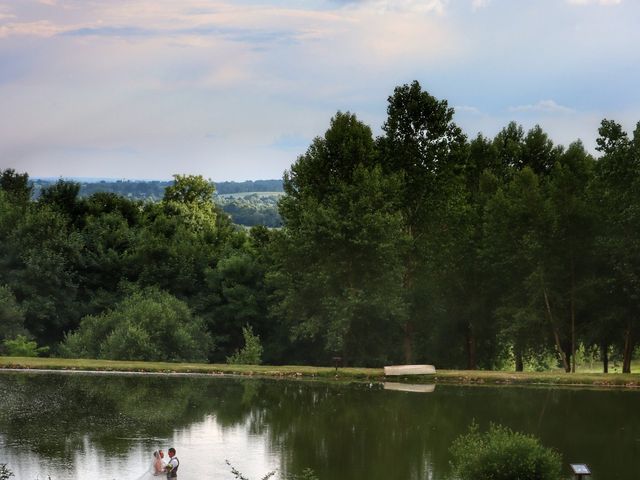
[{"xmin": 1, "ymin": 0, "xmax": 639, "ymax": 181}]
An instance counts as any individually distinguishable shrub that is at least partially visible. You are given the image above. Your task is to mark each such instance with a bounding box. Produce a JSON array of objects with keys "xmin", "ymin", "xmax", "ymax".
[
  {"xmin": 226, "ymin": 325, "xmax": 263, "ymax": 365},
  {"xmin": 2, "ymin": 335, "xmax": 49, "ymax": 357},
  {"xmin": 450, "ymin": 423, "xmax": 562, "ymax": 480},
  {"xmin": 59, "ymin": 287, "xmax": 212, "ymax": 362}
]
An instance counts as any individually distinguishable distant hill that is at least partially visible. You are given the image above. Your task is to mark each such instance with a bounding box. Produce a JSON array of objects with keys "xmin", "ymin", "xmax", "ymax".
[
  {"xmin": 30, "ymin": 178, "xmax": 284, "ymax": 228},
  {"xmin": 31, "ymin": 178, "xmax": 283, "ymax": 201}
]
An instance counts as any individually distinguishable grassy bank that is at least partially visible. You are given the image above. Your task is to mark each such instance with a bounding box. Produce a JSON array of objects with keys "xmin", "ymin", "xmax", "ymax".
[{"xmin": 1, "ymin": 356, "xmax": 638, "ymax": 387}]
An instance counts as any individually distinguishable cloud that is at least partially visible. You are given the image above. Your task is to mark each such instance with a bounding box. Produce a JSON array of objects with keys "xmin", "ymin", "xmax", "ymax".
[
  {"xmin": 566, "ymin": 0, "xmax": 622, "ymax": 5},
  {"xmin": 0, "ymin": 20, "xmax": 63, "ymax": 38},
  {"xmin": 364, "ymin": 0, "xmax": 448, "ymax": 14},
  {"xmin": 454, "ymin": 105, "xmax": 482, "ymax": 114},
  {"xmin": 471, "ymin": 0, "xmax": 490, "ymax": 10},
  {"xmin": 508, "ymin": 100, "xmax": 575, "ymax": 114}
]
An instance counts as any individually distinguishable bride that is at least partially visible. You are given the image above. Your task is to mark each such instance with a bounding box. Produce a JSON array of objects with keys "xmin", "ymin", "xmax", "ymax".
[{"xmin": 136, "ymin": 450, "xmax": 166, "ymax": 479}]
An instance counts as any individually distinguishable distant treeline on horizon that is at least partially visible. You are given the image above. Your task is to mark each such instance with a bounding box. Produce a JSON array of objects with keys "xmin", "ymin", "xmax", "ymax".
[{"xmin": 30, "ymin": 178, "xmax": 284, "ymax": 200}]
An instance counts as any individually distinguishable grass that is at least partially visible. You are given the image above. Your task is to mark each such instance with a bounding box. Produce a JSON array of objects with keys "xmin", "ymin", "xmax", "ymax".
[{"xmin": 1, "ymin": 356, "xmax": 639, "ymax": 388}]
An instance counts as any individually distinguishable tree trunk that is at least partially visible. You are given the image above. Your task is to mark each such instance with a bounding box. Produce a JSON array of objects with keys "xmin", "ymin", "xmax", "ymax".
[
  {"xmin": 570, "ymin": 260, "xmax": 576, "ymax": 373},
  {"xmin": 466, "ymin": 327, "xmax": 477, "ymax": 370},
  {"xmin": 601, "ymin": 343, "xmax": 609, "ymax": 373},
  {"xmin": 622, "ymin": 324, "xmax": 634, "ymax": 374},
  {"xmin": 515, "ymin": 348, "xmax": 524, "ymax": 372},
  {"xmin": 403, "ymin": 321, "xmax": 414, "ymax": 365},
  {"xmin": 542, "ymin": 285, "xmax": 570, "ymax": 372}
]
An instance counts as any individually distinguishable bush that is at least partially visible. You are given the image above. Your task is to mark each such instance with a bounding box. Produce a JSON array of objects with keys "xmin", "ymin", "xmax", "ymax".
[
  {"xmin": 226, "ymin": 325, "xmax": 263, "ymax": 365},
  {"xmin": 450, "ymin": 423, "xmax": 562, "ymax": 480},
  {"xmin": 59, "ymin": 287, "xmax": 212, "ymax": 362},
  {"xmin": 2, "ymin": 335, "xmax": 49, "ymax": 357}
]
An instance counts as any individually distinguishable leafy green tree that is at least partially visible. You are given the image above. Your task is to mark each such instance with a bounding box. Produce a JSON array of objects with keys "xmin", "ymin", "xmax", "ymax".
[
  {"xmin": 38, "ymin": 179, "xmax": 86, "ymax": 226},
  {"xmin": 483, "ymin": 168, "xmax": 554, "ymax": 370},
  {"xmin": 0, "ymin": 196, "xmax": 83, "ymax": 346},
  {"xmin": 591, "ymin": 119, "xmax": 640, "ymax": 373},
  {"xmin": 60, "ymin": 287, "xmax": 212, "ymax": 362},
  {"xmin": 203, "ymin": 249, "xmax": 269, "ymax": 360},
  {"xmin": 163, "ymin": 174, "xmax": 217, "ymax": 232},
  {"xmin": 275, "ymin": 111, "xmax": 407, "ymax": 365},
  {"xmin": 377, "ymin": 80, "xmax": 466, "ymax": 363},
  {"xmin": 542, "ymin": 141, "xmax": 596, "ymax": 371},
  {"xmin": 0, "ymin": 169, "xmax": 32, "ymax": 204}
]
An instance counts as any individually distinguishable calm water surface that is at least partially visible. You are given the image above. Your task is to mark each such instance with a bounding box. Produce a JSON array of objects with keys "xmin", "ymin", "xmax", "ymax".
[{"xmin": 0, "ymin": 371, "xmax": 638, "ymax": 480}]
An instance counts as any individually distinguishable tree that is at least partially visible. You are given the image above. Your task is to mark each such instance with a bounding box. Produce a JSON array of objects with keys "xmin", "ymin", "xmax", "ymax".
[
  {"xmin": 483, "ymin": 168, "xmax": 555, "ymax": 370},
  {"xmin": 274, "ymin": 112, "xmax": 407, "ymax": 366},
  {"xmin": 542, "ymin": 141, "xmax": 596, "ymax": 372},
  {"xmin": 38, "ymin": 179, "xmax": 85, "ymax": 226},
  {"xmin": 377, "ymin": 81, "xmax": 466, "ymax": 363},
  {"xmin": 0, "ymin": 169, "xmax": 32, "ymax": 204},
  {"xmin": 0, "ymin": 199, "xmax": 83, "ymax": 347},
  {"xmin": 591, "ymin": 119, "xmax": 640, "ymax": 373}
]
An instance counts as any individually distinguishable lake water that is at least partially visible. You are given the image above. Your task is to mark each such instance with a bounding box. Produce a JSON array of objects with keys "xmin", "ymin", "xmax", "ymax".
[{"xmin": 0, "ymin": 370, "xmax": 638, "ymax": 480}]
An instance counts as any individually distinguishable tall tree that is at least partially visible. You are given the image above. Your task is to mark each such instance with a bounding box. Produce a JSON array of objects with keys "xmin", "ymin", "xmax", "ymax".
[
  {"xmin": 274, "ymin": 112, "xmax": 407, "ymax": 366},
  {"xmin": 377, "ymin": 81, "xmax": 466, "ymax": 363},
  {"xmin": 592, "ymin": 119, "xmax": 640, "ymax": 373}
]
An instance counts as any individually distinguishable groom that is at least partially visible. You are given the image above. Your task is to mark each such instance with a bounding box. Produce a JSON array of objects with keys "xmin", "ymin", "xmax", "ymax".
[{"xmin": 165, "ymin": 447, "xmax": 179, "ymax": 478}]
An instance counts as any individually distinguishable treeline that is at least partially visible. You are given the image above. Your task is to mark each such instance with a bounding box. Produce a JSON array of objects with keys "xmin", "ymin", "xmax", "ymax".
[
  {"xmin": 217, "ymin": 193, "xmax": 282, "ymax": 228},
  {"xmin": 31, "ymin": 178, "xmax": 283, "ymax": 227},
  {"xmin": 31, "ymin": 178, "xmax": 283, "ymax": 200},
  {"xmin": 1, "ymin": 81, "xmax": 639, "ymax": 371}
]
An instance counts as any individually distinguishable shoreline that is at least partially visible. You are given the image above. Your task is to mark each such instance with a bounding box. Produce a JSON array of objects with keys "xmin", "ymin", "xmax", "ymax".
[{"xmin": 1, "ymin": 356, "xmax": 638, "ymax": 388}]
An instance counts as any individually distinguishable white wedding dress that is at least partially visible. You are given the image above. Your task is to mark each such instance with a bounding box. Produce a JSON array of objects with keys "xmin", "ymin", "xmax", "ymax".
[{"xmin": 135, "ymin": 451, "xmax": 166, "ymax": 480}]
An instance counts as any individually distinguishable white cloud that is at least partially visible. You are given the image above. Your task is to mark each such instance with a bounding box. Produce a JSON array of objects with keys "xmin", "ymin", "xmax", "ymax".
[
  {"xmin": 360, "ymin": 0, "xmax": 448, "ymax": 15},
  {"xmin": 454, "ymin": 105, "xmax": 482, "ymax": 114},
  {"xmin": 0, "ymin": 20, "xmax": 63, "ymax": 38},
  {"xmin": 567, "ymin": 0, "xmax": 622, "ymax": 6},
  {"xmin": 471, "ymin": 0, "xmax": 490, "ymax": 10},
  {"xmin": 508, "ymin": 100, "xmax": 575, "ymax": 114}
]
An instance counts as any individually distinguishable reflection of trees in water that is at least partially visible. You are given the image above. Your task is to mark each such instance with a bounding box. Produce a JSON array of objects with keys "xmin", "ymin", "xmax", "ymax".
[
  {"xmin": 1, "ymin": 373, "xmax": 639, "ymax": 480},
  {"xmin": 0, "ymin": 372, "xmax": 244, "ymax": 459}
]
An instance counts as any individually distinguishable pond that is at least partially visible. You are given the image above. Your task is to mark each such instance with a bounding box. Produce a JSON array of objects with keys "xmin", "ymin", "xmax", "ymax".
[{"xmin": 0, "ymin": 371, "xmax": 638, "ymax": 480}]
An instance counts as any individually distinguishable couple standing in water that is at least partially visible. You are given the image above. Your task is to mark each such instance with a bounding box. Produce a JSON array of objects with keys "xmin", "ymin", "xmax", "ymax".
[{"xmin": 138, "ymin": 447, "xmax": 179, "ymax": 479}]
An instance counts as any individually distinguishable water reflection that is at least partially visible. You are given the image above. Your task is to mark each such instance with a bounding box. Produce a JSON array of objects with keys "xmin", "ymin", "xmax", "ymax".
[{"xmin": 0, "ymin": 371, "xmax": 638, "ymax": 480}]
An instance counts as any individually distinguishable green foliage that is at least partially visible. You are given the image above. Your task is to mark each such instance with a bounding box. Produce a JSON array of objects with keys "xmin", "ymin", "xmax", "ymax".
[
  {"xmin": 60, "ymin": 287, "xmax": 212, "ymax": 362},
  {"xmin": 2, "ymin": 83, "xmax": 640, "ymax": 371},
  {"xmin": 225, "ymin": 460, "xmax": 317, "ymax": 480},
  {"xmin": 450, "ymin": 423, "xmax": 562, "ymax": 480},
  {"xmin": 0, "ymin": 169, "xmax": 32, "ymax": 204},
  {"xmin": 0, "ymin": 464, "xmax": 14, "ymax": 480},
  {"xmin": 0, "ymin": 285, "xmax": 26, "ymax": 341},
  {"xmin": 276, "ymin": 112, "xmax": 407, "ymax": 365},
  {"xmin": 226, "ymin": 460, "xmax": 276, "ymax": 480},
  {"xmin": 227, "ymin": 325, "xmax": 263, "ymax": 365},
  {"xmin": 2, "ymin": 335, "xmax": 49, "ymax": 357},
  {"xmin": 288, "ymin": 469, "xmax": 319, "ymax": 480}
]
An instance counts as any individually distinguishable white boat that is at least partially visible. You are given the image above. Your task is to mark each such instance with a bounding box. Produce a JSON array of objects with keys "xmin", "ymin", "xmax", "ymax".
[
  {"xmin": 383, "ymin": 364, "xmax": 436, "ymax": 376},
  {"xmin": 383, "ymin": 382, "xmax": 436, "ymax": 393}
]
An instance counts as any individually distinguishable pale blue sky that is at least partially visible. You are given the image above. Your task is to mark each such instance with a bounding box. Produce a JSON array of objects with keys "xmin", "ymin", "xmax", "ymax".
[{"xmin": 1, "ymin": 0, "xmax": 639, "ymax": 181}]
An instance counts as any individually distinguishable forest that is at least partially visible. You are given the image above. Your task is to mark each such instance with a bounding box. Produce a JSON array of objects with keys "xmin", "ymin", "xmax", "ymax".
[{"xmin": 1, "ymin": 81, "xmax": 639, "ymax": 372}]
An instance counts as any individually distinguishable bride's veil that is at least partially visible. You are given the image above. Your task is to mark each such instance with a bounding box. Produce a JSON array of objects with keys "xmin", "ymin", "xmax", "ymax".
[{"xmin": 135, "ymin": 450, "xmax": 162, "ymax": 480}]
